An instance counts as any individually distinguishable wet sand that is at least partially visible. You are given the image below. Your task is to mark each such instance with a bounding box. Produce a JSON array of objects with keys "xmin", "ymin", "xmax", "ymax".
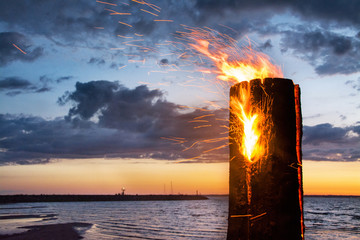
[
  {"xmin": 0, "ymin": 214, "xmax": 57, "ymax": 220},
  {"xmin": 0, "ymin": 222, "xmax": 91, "ymax": 240}
]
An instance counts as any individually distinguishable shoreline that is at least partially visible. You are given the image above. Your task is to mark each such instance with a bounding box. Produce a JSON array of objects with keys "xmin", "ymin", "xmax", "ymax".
[
  {"xmin": 0, "ymin": 222, "xmax": 92, "ymax": 240},
  {"xmin": 0, "ymin": 194, "xmax": 208, "ymax": 204},
  {"xmin": 0, "ymin": 194, "xmax": 358, "ymax": 204}
]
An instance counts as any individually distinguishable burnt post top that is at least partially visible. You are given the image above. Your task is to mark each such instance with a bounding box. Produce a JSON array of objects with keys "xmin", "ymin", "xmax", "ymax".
[{"xmin": 230, "ymin": 78, "xmax": 296, "ymax": 95}]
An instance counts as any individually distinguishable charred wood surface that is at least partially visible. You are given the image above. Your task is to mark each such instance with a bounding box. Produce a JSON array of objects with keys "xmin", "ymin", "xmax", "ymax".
[{"xmin": 227, "ymin": 78, "xmax": 303, "ymax": 240}]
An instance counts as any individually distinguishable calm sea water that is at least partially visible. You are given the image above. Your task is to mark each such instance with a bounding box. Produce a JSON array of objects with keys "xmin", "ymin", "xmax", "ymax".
[{"xmin": 0, "ymin": 196, "xmax": 359, "ymax": 239}]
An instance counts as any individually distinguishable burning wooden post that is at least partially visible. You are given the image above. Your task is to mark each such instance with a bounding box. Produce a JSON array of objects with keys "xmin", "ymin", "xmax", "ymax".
[{"xmin": 227, "ymin": 78, "xmax": 304, "ymax": 240}]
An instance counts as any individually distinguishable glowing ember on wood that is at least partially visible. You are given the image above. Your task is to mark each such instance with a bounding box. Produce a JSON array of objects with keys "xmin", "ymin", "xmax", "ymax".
[{"xmin": 229, "ymin": 83, "xmax": 269, "ymax": 163}]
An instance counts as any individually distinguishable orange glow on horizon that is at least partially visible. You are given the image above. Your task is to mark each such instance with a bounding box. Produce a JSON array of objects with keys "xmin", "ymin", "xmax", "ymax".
[
  {"xmin": 302, "ymin": 160, "xmax": 360, "ymax": 196},
  {"xmin": 0, "ymin": 160, "xmax": 359, "ymax": 196},
  {"xmin": 0, "ymin": 159, "xmax": 228, "ymax": 195}
]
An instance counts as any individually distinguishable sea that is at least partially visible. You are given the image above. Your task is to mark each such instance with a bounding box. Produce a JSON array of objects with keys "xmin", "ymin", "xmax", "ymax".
[{"xmin": 0, "ymin": 196, "xmax": 359, "ymax": 239}]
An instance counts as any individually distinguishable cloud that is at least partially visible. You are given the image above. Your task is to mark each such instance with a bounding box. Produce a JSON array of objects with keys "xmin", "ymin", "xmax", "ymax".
[
  {"xmin": 191, "ymin": 0, "xmax": 360, "ymax": 75},
  {"xmin": 56, "ymin": 76, "xmax": 74, "ymax": 83},
  {"xmin": 345, "ymin": 78, "xmax": 360, "ymax": 92},
  {"xmin": 35, "ymin": 87, "xmax": 51, "ymax": 93},
  {"xmin": 2, "ymin": 81, "xmax": 359, "ymax": 164},
  {"xmin": 280, "ymin": 28, "xmax": 360, "ymax": 75},
  {"xmin": 109, "ymin": 62, "xmax": 125, "ymax": 69},
  {"xmin": 0, "ymin": 76, "xmax": 38, "ymax": 96},
  {"xmin": 0, "ymin": 81, "xmax": 228, "ymax": 165},
  {"xmin": 1, "ymin": 1, "xmax": 359, "ymax": 165},
  {"xmin": 0, "ymin": 0, "xmax": 178, "ymax": 45},
  {"xmin": 88, "ymin": 57, "xmax": 106, "ymax": 65},
  {"xmin": 0, "ymin": 75, "xmax": 72, "ymax": 96},
  {"xmin": 1, "ymin": 0, "xmax": 359, "ymax": 78},
  {"xmin": 58, "ymin": 80, "xmax": 121, "ymax": 120},
  {"xmin": 303, "ymin": 123, "xmax": 348, "ymax": 145},
  {"xmin": 59, "ymin": 80, "xmax": 227, "ymax": 142},
  {"xmin": 339, "ymin": 115, "xmax": 347, "ymax": 121},
  {"xmin": 0, "ymin": 77, "xmax": 33, "ymax": 90},
  {"xmin": 114, "ymin": 18, "xmax": 156, "ymax": 36},
  {"xmin": 88, "ymin": 58, "xmax": 125, "ymax": 69},
  {"xmin": 0, "ymin": 32, "xmax": 43, "ymax": 66},
  {"xmin": 0, "ymin": 1, "xmax": 103, "ymax": 40},
  {"xmin": 259, "ymin": 39, "xmax": 273, "ymax": 50},
  {"xmin": 159, "ymin": 59, "xmax": 169, "ymax": 66},
  {"xmin": 194, "ymin": 0, "xmax": 360, "ymax": 27},
  {"xmin": 303, "ymin": 123, "xmax": 360, "ymax": 161}
]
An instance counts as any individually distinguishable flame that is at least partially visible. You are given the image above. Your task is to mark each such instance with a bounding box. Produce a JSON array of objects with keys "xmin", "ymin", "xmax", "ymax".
[
  {"xmin": 185, "ymin": 28, "xmax": 282, "ymax": 162},
  {"xmin": 189, "ymin": 39, "xmax": 283, "ymax": 84},
  {"xmin": 230, "ymin": 85, "xmax": 265, "ymax": 162}
]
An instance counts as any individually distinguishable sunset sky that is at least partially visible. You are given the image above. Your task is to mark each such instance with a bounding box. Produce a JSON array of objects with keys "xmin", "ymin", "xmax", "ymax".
[{"xmin": 0, "ymin": 0, "xmax": 359, "ymax": 195}]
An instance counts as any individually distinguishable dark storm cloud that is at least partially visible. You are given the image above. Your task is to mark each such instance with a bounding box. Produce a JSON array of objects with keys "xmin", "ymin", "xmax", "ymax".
[
  {"xmin": 1, "ymin": 0, "xmax": 359, "ymax": 77},
  {"xmin": 303, "ymin": 123, "xmax": 348, "ymax": 145},
  {"xmin": 0, "ymin": 81, "xmax": 227, "ymax": 165},
  {"xmin": 1, "ymin": 0, "xmax": 359, "ymax": 43},
  {"xmin": 0, "ymin": 0, "xmax": 179, "ymax": 46},
  {"xmin": 58, "ymin": 81, "xmax": 121, "ymax": 120},
  {"xmin": 0, "ymin": 114, "xmax": 117, "ymax": 165},
  {"xmin": 56, "ymin": 76, "xmax": 74, "ymax": 83},
  {"xmin": 88, "ymin": 57, "xmax": 106, "ymax": 65},
  {"xmin": 0, "ymin": 0, "xmax": 270, "ymax": 49},
  {"xmin": 0, "ymin": 75, "xmax": 74, "ymax": 96},
  {"xmin": 59, "ymin": 81, "xmax": 227, "ymax": 143},
  {"xmin": 0, "ymin": 77, "xmax": 33, "ymax": 90},
  {"xmin": 0, "ymin": 32, "xmax": 43, "ymax": 66},
  {"xmin": 114, "ymin": 17, "xmax": 156, "ymax": 36},
  {"xmin": 0, "ymin": 0, "xmax": 198, "ymax": 63},
  {"xmin": 2, "ymin": 80, "xmax": 358, "ymax": 164},
  {"xmin": 109, "ymin": 62, "xmax": 125, "ymax": 69},
  {"xmin": 0, "ymin": 76, "xmax": 38, "ymax": 96},
  {"xmin": 0, "ymin": 1, "xmax": 106, "ymax": 40},
  {"xmin": 195, "ymin": 0, "xmax": 360, "ymax": 26},
  {"xmin": 35, "ymin": 87, "xmax": 51, "ymax": 93},
  {"xmin": 302, "ymin": 123, "xmax": 360, "ymax": 161},
  {"xmin": 39, "ymin": 75, "xmax": 52, "ymax": 85},
  {"xmin": 280, "ymin": 29, "xmax": 360, "ymax": 75},
  {"xmin": 159, "ymin": 59, "xmax": 169, "ymax": 66},
  {"xmin": 259, "ymin": 39, "xmax": 273, "ymax": 50}
]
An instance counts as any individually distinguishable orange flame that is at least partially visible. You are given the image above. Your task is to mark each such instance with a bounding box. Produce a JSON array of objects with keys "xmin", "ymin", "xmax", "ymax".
[
  {"xmin": 231, "ymin": 95, "xmax": 260, "ymax": 162},
  {"xmin": 185, "ymin": 28, "xmax": 282, "ymax": 162},
  {"xmin": 188, "ymin": 39, "xmax": 282, "ymax": 84},
  {"xmin": 229, "ymin": 84, "xmax": 267, "ymax": 163}
]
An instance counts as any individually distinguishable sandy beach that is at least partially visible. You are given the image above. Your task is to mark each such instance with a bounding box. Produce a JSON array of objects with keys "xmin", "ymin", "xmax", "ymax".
[{"xmin": 0, "ymin": 222, "xmax": 91, "ymax": 240}]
